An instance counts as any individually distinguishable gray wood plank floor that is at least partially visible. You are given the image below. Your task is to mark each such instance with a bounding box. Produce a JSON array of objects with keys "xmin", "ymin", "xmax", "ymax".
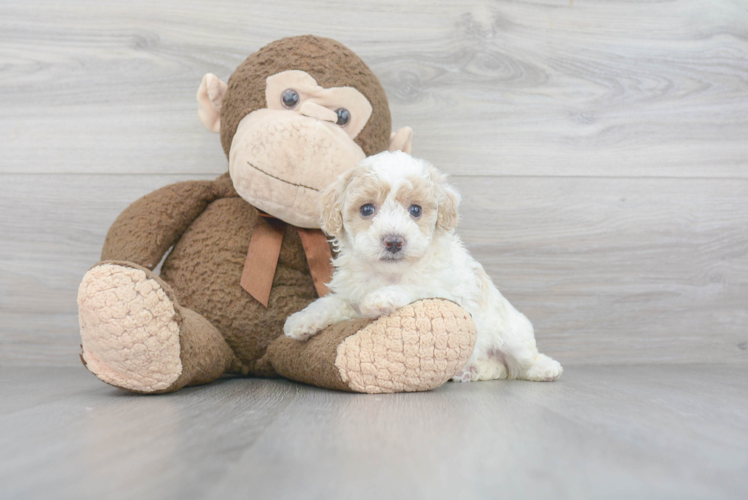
[{"xmin": 1, "ymin": 366, "xmax": 746, "ymax": 499}]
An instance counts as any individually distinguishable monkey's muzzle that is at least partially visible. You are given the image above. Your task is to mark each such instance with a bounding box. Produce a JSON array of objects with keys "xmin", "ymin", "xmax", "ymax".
[{"xmin": 229, "ymin": 109, "xmax": 366, "ymax": 228}]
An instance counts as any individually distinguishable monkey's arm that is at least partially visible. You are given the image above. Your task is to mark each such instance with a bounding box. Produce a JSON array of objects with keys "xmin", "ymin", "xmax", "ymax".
[{"xmin": 101, "ymin": 180, "xmax": 222, "ymax": 270}]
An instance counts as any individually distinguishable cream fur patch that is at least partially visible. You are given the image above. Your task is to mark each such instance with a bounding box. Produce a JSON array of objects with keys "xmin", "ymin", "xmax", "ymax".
[
  {"xmin": 78, "ymin": 264, "xmax": 182, "ymax": 392},
  {"xmin": 334, "ymin": 299, "xmax": 476, "ymax": 394}
]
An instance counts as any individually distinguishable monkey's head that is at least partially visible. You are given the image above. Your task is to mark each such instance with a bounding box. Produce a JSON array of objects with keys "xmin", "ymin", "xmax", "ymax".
[{"xmin": 197, "ymin": 35, "xmax": 412, "ymax": 228}]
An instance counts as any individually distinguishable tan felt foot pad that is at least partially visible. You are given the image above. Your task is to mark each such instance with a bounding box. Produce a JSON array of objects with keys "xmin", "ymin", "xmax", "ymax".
[
  {"xmin": 78, "ymin": 264, "xmax": 182, "ymax": 392},
  {"xmin": 335, "ymin": 299, "xmax": 476, "ymax": 393}
]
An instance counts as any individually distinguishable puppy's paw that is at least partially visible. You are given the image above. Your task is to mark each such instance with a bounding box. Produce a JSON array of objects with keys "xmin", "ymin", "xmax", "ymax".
[
  {"xmin": 474, "ymin": 357, "xmax": 508, "ymax": 381},
  {"xmin": 452, "ymin": 364, "xmax": 477, "ymax": 383},
  {"xmin": 452, "ymin": 358, "xmax": 508, "ymax": 383},
  {"xmin": 359, "ymin": 289, "xmax": 412, "ymax": 318},
  {"xmin": 524, "ymin": 354, "xmax": 563, "ymax": 382},
  {"xmin": 283, "ymin": 311, "xmax": 327, "ymax": 341}
]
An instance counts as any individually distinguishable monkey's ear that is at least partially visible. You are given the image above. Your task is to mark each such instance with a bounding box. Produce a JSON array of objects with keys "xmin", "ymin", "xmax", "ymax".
[
  {"xmin": 197, "ymin": 73, "xmax": 228, "ymax": 133},
  {"xmin": 388, "ymin": 127, "xmax": 413, "ymax": 154}
]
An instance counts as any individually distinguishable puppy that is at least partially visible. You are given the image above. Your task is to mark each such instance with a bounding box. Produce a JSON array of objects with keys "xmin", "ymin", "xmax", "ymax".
[{"xmin": 283, "ymin": 151, "xmax": 562, "ymax": 382}]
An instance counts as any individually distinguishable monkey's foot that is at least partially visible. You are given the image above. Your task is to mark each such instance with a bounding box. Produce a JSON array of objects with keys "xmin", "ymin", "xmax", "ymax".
[
  {"xmin": 267, "ymin": 299, "xmax": 477, "ymax": 394},
  {"xmin": 78, "ymin": 263, "xmax": 183, "ymax": 393},
  {"xmin": 78, "ymin": 262, "xmax": 233, "ymax": 394}
]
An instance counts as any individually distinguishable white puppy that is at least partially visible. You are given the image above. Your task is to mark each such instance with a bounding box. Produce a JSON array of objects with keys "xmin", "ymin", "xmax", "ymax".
[{"xmin": 283, "ymin": 151, "xmax": 562, "ymax": 382}]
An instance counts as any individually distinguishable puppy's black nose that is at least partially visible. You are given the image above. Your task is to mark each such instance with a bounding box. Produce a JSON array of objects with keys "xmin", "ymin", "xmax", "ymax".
[{"xmin": 383, "ymin": 235, "xmax": 404, "ymax": 254}]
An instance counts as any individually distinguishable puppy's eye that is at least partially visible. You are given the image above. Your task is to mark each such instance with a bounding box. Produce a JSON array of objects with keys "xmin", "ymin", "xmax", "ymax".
[
  {"xmin": 281, "ymin": 89, "xmax": 299, "ymax": 109},
  {"xmin": 360, "ymin": 204, "xmax": 375, "ymax": 217},
  {"xmin": 336, "ymin": 108, "xmax": 350, "ymax": 126},
  {"xmin": 409, "ymin": 205, "xmax": 422, "ymax": 218}
]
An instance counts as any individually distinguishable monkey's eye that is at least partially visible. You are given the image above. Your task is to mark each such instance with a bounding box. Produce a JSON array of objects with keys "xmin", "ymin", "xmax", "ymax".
[
  {"xmin": 336, "ymin": 108, "xmax": 350, "ymax": 126},
  {"xmin": 360, "ymin": 204, "xmax": 375, "ymax": 217},
  {"xmin": 409, "ymin": 205, "xmax": 422, "ymax": 218},
  {"xmin": 281, "ymin": 89, "xmax": 299, "ymax": 109}
]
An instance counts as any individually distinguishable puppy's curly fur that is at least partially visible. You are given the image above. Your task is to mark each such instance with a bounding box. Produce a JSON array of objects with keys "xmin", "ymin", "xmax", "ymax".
[{"xmin": 284, "ymin": 151, "xmax": 562, "ymax": 382}]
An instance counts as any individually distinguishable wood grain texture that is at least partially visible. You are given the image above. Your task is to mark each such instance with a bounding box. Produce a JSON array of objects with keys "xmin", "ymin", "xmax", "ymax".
[
  {"xmin": 2, "ymin": 174, "xmax": 746, "ymax": 366},
  {"xmin": 1, "ymin": 0, "xmax": 747, "ymax": 366},
  {"xmin": 1, "ymin": 366, "xmax": 747, "ymax": 499},
  {"xmin": 1, "ymin": 0, "xmax": 747, "ymax": 177}
]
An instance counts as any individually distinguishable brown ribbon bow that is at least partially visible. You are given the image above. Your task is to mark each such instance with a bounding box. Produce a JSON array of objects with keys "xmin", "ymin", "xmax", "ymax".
[{"xmin": 240, "ymin": 213, "xmax": 333, "ymax": 307}]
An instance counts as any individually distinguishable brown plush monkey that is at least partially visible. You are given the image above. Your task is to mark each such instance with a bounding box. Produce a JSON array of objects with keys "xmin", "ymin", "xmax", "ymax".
[{"xmin": 77, "ymin": 36, "xmax": 476, "ymax": 394}]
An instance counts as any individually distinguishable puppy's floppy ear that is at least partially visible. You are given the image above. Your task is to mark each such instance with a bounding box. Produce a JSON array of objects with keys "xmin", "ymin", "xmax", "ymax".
[
  {"xmin": 437, "ymin": 184, "xmax": 461, "ymax": 231},
  {"xmin": 319, "ymin": 167, "xmax": 357, "ymax": 238},
  {"xmin": 429, "ymin": 166, "xmax": 461, "ymax": 232}
]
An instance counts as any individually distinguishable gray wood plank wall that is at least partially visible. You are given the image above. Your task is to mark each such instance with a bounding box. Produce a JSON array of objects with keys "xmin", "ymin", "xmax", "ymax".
[{"xmin": 1, "ymin": 0, "xmax": 747, "ymax": 367}]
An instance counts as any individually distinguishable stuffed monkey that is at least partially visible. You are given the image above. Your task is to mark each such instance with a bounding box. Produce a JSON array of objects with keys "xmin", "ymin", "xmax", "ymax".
[{"xmin": 77, "ymin": 36, "xmax": 476, "ymax": 394}]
